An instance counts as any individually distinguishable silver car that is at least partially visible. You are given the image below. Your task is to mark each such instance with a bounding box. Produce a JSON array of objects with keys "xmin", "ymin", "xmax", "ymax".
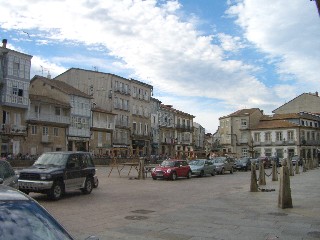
[
  {"xmin": 210, "ymin": 157, "xmax": 235, "ymax": 174},
  {"xmin": 189, "ymin": 159, "xmax": 216, "ymax": 177},
  {"xmin": 0, "ymin": 160, "xmax": 18, "ymax": 189}
]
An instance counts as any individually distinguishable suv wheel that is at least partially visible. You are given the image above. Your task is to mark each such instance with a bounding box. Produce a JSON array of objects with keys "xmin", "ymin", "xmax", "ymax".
[
  {"xmin": 171, "ymin": 172, "xmax": 177, "ymax": 181},
  {"xmin": 230, "ymin": 167, "xmax": 234, "ymax": 174},
  {"xmin": 48, "ymin": 181, "xmax": 64, "ymax": 200},
  {"xmin": 221, "ymin": 168, "xmax": 225, "ymax": 175},
  {"xmin": 211, "ymin": 169, "xmax": 216, "ymax": 176},
  {"xmin": 81, "ymin": 177, "xmax": 93, "ymax": 194}
]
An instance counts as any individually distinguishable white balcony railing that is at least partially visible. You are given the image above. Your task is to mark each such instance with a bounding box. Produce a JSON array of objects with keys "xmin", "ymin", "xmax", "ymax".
[{"xmin": 27, "ymin": 113, "xmax": 70, "ymax": 125}]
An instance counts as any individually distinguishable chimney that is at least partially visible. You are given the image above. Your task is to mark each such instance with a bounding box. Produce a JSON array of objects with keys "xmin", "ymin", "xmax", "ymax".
[{"xmin": 2, "ymin": 39, "xmax": 7, "ymax": 48}]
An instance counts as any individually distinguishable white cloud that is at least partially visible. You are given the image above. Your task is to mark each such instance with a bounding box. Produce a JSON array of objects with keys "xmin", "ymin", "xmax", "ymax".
[
  {"xmin": 227, "ymin": 0, "xmax": 320, "ymax": 93},
  {"xmin": 0, "ymin": 0, "xmax": 318, "ymax": 131}
]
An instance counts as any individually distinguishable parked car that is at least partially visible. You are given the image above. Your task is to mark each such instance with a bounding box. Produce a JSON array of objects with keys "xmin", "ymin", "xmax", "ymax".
[
  {"xmin": 291, "ymin": 155, "xmax": 302, "ymax": 166},
  {"xmin": 235, "ymin": 157, "xmax": 252, "ymax": 171},
  {"xmin": 18, "ymin": 151, "xmax": 96, "ymax": 200},
  {"xmin": 257, "ymin": 156, "xmax": 272, "ymax": 169},
  {"xmin": 0, "ymin": 160, "xmax": 18, "ymax": 189},
  {"xmin": 210, "ymin": 157, "xmax": 235, "ymax": 174},
  {"xmin": 189, "ymin": 159, "xmax": 216, "ymax": 177},
  {"xmin": 0, "ymin": 185, "xmax": 76, "ymax": 239},
  {"xmin": 151, "ymin": 159, "xmax": 191, "ymax": 180}
]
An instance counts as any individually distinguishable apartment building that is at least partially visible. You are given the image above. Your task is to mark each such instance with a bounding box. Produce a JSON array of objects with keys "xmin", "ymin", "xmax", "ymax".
[
  {"xmin": 193, "ymin": 122, "xmax": 205, "ymax": 156},
  {"xmin": 90, "ymin": 106, "xmax": 116, "ymax": 156},
  {"xmin": 55, "ymin": 68, "xmax": 153, "ymax": 157},
  {"xmin": 150, "ymin": 97, "xmax": 162, "ymax": 156},
  {"xmin": 273, "ymin": 92, "xmax": 320, "ymax": 114},
  {"xmin": 0, "ymin": 39, "xmax": 32, "ymax": 157},
  {"xmin": 158, "ymin": 104, "xmax": 195, "ymax": 158},
  {"xmin": 218, "ymin": 108, "xmax": 264, "ymax": 158},
  {"xmin": 27, "ymin": 76, "xmax": 92, "ymax": 153},
  {"xmin": 250, "ymin": 112, "xmax": 320, "ymax": 160}
]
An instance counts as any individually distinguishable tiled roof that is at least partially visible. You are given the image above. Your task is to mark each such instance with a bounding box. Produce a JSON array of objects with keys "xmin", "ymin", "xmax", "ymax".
[
  {"xmin": 252, "ymin": 119, "xmax": 298, "ymax": 130},
  {"xmin": 220, "ymin": 108, "xmax": 261, "ymax": 119},
  {"xmin": 160, "ymin": 104, "xmax": 195, "ymax": 118},
  {"xmin": 29, "ymin": 94, "xmax": 70, "ymax": 108},
  {"xmin": 31, "ymin": 75, "xmax": 92, "ymax": 99}
]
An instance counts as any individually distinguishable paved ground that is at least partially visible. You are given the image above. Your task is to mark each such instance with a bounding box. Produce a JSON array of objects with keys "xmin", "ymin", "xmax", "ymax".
[{"xmin": 30, "ymin": 166, "xmax": 320, "ymax": 240}]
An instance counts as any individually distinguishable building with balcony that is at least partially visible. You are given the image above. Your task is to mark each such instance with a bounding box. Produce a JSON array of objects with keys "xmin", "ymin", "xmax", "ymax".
[
  {"xmin": 55, "ymin": 68, "xmax": 153, "ymax": 157},
  {"xmin": 90, "ymin": 106, "xmax": 116, "ymax": 156},
  {"xmin": 251, "ymin": 112, "xmax": 320, "ymax": 160},
  {"xmin": 150, "ymin": 98, "xmax": 162, "ymax": 156},
  {"xmin": 27, "ymin": 76, "xmax": 92, "ymax": 153},
  {"xmin": 193, "ymin": 122, "xmax": 205, "ymax": 157},
  {"xmin": 0, "ymin": 39, "xmax": 32, "ymax": 157},
  {"xmin": 158, "ymin": 104, "xmax": 195, "ymax": 159}
]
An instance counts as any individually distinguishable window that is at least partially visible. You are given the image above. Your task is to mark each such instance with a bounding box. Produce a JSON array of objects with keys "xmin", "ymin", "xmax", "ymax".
[
  {"xmin": 31, "ymin": 125, "xmax": 37, "ymax": 135},
  {"xmin": 276, "ymin": 149, "xmax": 283, "ymax": 158},
  {"xmin": 254, "ymin": 132, "xmax": 260, "ymax": 142},
  {"xmin": 53, "ymin": 128, "xmax": 58, "ymax": 136},
  {"xmin": 241, "ymin": 119, "xmax": 247, "ymax": 128},
  {"xmin": 55, "ymin": 107, "xmax": 61, "ymax": 116},
  {"xmin": 42, "ymin": 126, "xmax": 48, "ymax": 136},
  {"xmin": 241, "ymin": 148, "xmax": 248, "ymax": 157},
  {"xmin": 276, "ymin": 132, "xmax": 283, "ymax": 141},
  {"xmin": 265, "ymin": 132, "xmax": 271, "ymax": 142},
  {"xmin": 264, "ymin": 148, "xmax": 272, "ymax": 157},
  {"xmin": 287, "ymin": 131, "xmax": 294, "ymax": 141},
  {"xmin": 13, "ymin": 62, "xmax": 19, "ymax": 77}
]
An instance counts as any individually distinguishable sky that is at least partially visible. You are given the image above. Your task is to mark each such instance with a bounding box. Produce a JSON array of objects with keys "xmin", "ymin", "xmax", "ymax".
[{"xmin": 0, "ymin": 0, "xmax": 319, "ymax": 134}]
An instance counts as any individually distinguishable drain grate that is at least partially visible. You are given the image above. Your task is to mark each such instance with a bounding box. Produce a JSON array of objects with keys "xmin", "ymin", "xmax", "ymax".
[
  {"xmin": 268, "ymin": 212, "xmax": 288, "ymax": 216},
  {"xmin": 125, "ymin": 215, "xmax": 149, "ymax": 220},
  {"xmin": 308, "ymin": 231, "xmax": 320, "ymax": 238},
  {"xmin": 131, "ymin": 209, "xmax": 155, "ymax": 214}
]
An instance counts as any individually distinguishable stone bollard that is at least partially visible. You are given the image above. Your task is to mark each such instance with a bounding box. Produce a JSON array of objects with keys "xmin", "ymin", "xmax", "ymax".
[
  {"xmin": 288, "ymin": 158, "xmax": 294, "ymax": 176},
  {"xmin": 272, "ymin": 160, "xmax": 278, "ymax": 181},
  {"xmin": 302, "ymin": 158, "xmax": 307, "ymax": 172},
  {"xmin": 295, "ymin": 161, "xmax": 300, "ymax": 175},
  {"xmin": 258, "ymin": 161, "xmax": 266, "ymax": 185},
  {"xmin": 310, "ymin": 158, "xmax": 314, "ymax": 170},
  {"xmin": 250, "ymin": 163, "xmax": 259, "ymax": 192},
  {"xmin": 278, "ymin": 161, "xmax": 293, "ymax": 209},
  {"xmin": 138, "ymin": 159, "xmax": 145, "ymax": 180}
]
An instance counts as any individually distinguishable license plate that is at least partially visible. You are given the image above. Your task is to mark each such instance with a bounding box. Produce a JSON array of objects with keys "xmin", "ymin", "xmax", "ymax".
[{"xmin": 156, "ymin": 173, "xmax": 163, "ymax": 177}]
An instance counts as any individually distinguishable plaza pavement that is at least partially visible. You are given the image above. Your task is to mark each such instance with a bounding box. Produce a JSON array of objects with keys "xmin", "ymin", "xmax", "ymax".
[{"xmin": 34, "ymin": 165, "xmax": 320, "ymax": 240}]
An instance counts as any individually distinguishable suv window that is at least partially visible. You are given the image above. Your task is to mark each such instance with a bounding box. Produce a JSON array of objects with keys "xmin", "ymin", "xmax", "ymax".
[{"xmin": 67, "ymin": 154, "xmax": 80, "ymax": 169}]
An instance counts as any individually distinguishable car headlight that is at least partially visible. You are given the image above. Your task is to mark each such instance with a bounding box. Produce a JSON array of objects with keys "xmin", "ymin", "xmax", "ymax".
[
  {"xmin": 40, "ymin": 174, "xmax": 52, "ymax": 180},
  {"xmin": 167, "ymin": 169, "xmax": 171, "ymax": 173}
]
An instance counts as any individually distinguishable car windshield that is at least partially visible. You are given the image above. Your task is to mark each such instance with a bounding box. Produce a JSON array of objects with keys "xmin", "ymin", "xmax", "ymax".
[
  {"xmin": 0, "ymin": 200, "xmax": 73, "ymax": 240},
  {"xmin": 212, "ymin": 157, "xmax": 225, "ymax": 163},
  {"xmin": 238, "ymin": 158, "xmax": 248, "ymax": 163},
  {"xmin": 189, "ymin": 160, "xmax": 205, "ymax": 166},
  {"xmin": 34, "ymin": 153, "xmax": 69, "ymax": 167},
  {"xmin": 160, "ymin": 161, "xmax": 175, "ymax": 167}
]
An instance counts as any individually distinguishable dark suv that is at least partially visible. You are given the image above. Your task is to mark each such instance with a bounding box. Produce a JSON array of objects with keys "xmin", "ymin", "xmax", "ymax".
[{"xmin": 18, "ymin": 152, "xmax": 96, "ymax": 200}]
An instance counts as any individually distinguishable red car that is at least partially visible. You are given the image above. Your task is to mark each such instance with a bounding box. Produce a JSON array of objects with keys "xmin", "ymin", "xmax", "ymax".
[{"xmin": 151, "ymin": 159, "xmax": 192, "ymax": 180}]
